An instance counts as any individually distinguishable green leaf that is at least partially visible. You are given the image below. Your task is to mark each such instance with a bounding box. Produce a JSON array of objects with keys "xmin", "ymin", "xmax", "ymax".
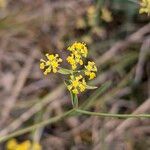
[
  {"xmin": 58, "ymin": 67, "xmax": 73, "ymax": 75},
  {"xmin": 86, "ymin": 85, "xmax": 98, "ymax": 89}
]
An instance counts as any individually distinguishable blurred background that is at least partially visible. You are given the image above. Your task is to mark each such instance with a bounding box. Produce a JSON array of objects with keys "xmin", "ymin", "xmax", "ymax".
[{"xmin": 0, "ymin": 0, "xmax": 150, "ymax": 149}]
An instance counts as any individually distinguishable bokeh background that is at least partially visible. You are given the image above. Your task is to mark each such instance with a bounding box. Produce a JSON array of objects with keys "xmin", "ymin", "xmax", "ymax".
[{"xmin": 0, "ymin": 0, "xmax": 150, "ymax": 149}]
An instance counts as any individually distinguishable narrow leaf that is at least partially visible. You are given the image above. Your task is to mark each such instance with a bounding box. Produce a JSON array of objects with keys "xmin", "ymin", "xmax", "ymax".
[
  {"xmin": 86, "ymin": 85, "xmax": 98, "ymax": 89},
  {"xmin": 58, "ymin": 67, "xmax": 73, "ymax": 75},
  {"xmin": 70, "ymin": 92, "xmax": 78, "ymax": 108}
]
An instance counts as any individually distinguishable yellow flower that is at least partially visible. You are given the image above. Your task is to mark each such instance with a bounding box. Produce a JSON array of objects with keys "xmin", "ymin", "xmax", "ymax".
[
  {"xmin": 67, "ymin": 75, "xmax": 87, "ymax": 94},
  {"xmin": 101, "ymin": 7, "xmax": 113, "ymax": 22},
  {"xmin": 6, "ymin": 139, "xmax": 42, "ymax": 150},
  {"xmin": 67, "ymin": 42, "xmax": 88, "ymax": 70},
  {"xmin": 139, "ymin": 0, "xmax": 150, "ymax": 15},
  {"xmin": 67, "ymin": 42, "xmax": 88, "ymax": 58},
  {"xmin": 6, "ymin": 139, "xmax": 18, "ymax": 150},
  {"xmin": 40, "ymin": 54, "xmax": 62, "ymax": 75},
  {"xmin": 16, "ymin": 140, "xmax": 31, "ymax": 150},
  {"xmin": 85, "ymin": 61, "xmax": 97, "ymax": 80}
]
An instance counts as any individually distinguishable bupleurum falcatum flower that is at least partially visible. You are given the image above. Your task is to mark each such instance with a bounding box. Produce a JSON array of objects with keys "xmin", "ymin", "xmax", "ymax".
[
  {"xmin": 139, "ymin": 0, "xmax": 150, "ymax": 15},
  {"xmin": 85, "ymin": 61, "xmax": 97, "ymax": 80},
  {"xmin": 67, "ymin": 42, "xmax": 88, "ymax": 58},
  {"xmin": 67, "ymin": 42, "xmax": 88, "ymax": 70},
  {"xmin": 6, "ymin": 139, "xmax": 42, "ymax": 150},
  {"xmin": 67, "ymin": 75, "xmax": 87, "ymax": 94},
  {"xmin": 40, "ymin": 42, "xmax": 97, "ymax": 96},
  {"xmin": 40, "ymin": 54, "xmax": 62, "ymax": 75}
]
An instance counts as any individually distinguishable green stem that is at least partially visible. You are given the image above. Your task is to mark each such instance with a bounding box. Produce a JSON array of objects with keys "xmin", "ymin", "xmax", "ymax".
[
  {"xmin": 0, "ymin": 109, "xmax": 75, "ymax": 143},
  {"xmin": 75, "ymin": 109, "xmax": 150, "ymax": 118},
  {"xmin": 70, "ymin": 92, "xmax": 78, "ymax": 108},
  {"xmin": 1, "ymin": 108, "xmax": 149, "ymax": 143}
]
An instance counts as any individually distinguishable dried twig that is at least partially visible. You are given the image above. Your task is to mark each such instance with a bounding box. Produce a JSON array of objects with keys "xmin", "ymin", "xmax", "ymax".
[
  {"xmin": 0, "ymin": 50, "xmax": 38, "ymax": 127},
  {"xmin": 134, "ymin": 36, "xmax": 150, "ymax": 84},
  {"xmin": 0, "ymin": 85, "xmax": 65, "ymax": 137},
  {"xmin": 105, "ymin": 98, "xmax": 150, "ymax": 143},
  {"xmin": 96, "ymin": 23, "xmax": 150, "ymax": 66}
]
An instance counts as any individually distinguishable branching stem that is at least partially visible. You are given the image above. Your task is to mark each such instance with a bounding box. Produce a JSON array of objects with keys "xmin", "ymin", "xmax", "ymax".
[
  {"xmin": 0, "ymin": 108, "xmax": 149, "ymax": 143},
  {"xmin": 75, "ymin": 109, "xmax": 150, "ymax": 118}
]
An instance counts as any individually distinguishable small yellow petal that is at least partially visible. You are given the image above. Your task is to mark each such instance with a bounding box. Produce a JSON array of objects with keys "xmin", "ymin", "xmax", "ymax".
[{"xmin": 89, "ymin": 72, "xmax": 96, "ymax": 80}]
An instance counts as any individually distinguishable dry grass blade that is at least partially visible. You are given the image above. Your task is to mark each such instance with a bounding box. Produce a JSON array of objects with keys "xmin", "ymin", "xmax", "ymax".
[
  {"xmin": 0, "ymin": 85, "xmax": 65, "ymax": 137},
  {"xmin": 0, "ymin": 50, "xmax": 38, "ymax": 127}
]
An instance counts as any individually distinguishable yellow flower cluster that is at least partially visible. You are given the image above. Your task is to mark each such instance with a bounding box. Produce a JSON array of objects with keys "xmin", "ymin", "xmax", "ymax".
[
  {"xmin": 139, "ymin": 0, "xmax": 150, "ymax": 15},
  {"xmin": 40, "ymin": 42, "xmax": 97, "ymax": 95},
  {"xmin": 67, "ymin": 42, "xmax": 88, "ymax": 70},
  {"xmin": 6, "ymin": 139, "xmax": 42, "ymax": 150},
  {"xmin": 85, "ymin": 61, "xmax": 97, "ymax": 80},
  {"xmin": 66, "ymin": 42, "xmax": 97, "ymax": 94},
  {"xmin": 40, "ymin": 54, "xmax": 62, "ymax": 75},
  {"xmin": 67, "ymin": 75, "xmax": 87, "ymax": 94},
  {"xmin": 67, "ymin": 42, "xmax": 88, "ymax": 57}
]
